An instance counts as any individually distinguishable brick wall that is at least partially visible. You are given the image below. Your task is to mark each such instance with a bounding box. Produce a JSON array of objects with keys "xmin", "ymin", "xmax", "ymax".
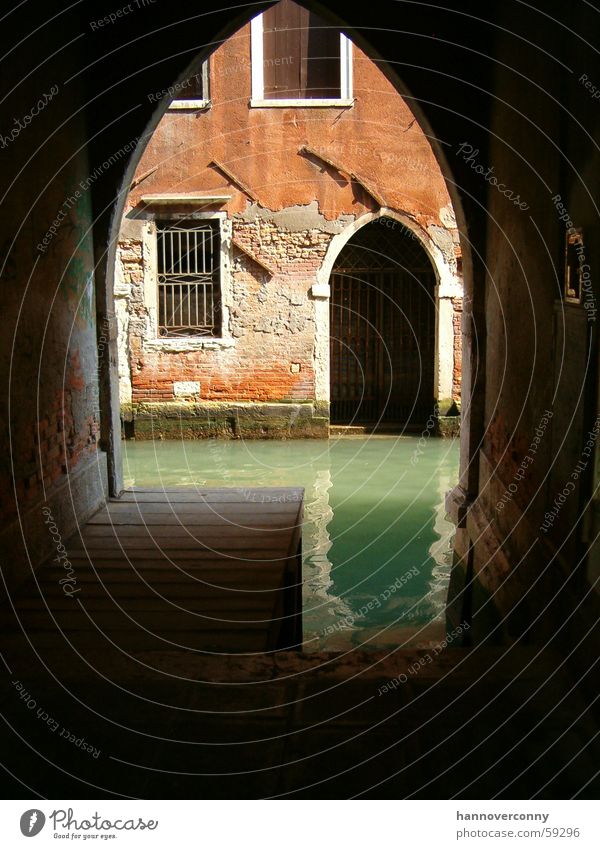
[{"xmin": 119, "ymin": 221, "xmax": 336, "ymax": 406}]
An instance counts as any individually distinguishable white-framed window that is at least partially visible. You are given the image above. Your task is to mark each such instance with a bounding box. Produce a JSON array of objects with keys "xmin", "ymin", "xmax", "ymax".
[
  {"xmin": 169, "ymin": 60, "xmax": 210, "ymax": 110},
  {"xmin": 141, "ymin": 211, "xmax": 234, "ymax": 349},
  {"xmin": 156, "ymin": 218, "xmax": 221, "ymax": 337},
  {"xmin": 250, "ymin": 0, "xmax": 353, "ymax": 107}
]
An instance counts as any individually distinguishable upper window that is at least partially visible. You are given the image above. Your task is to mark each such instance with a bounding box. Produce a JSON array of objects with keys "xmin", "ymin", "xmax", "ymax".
[
  {"xmin": 170, "ymin": 60, "xmax": 210, "ymax": 110},
  {"xmin": 251, "ymin": 0, "xmax": 353, "ymax": 106},
  {"xmin": 156, "ymin": 220, "xmax": 221, "ymax": 337}
]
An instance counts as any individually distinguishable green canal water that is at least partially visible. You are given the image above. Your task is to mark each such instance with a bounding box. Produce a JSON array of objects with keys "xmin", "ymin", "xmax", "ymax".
[{"xmin": 122, "ymin": 436, "xmax": 459, "ymax": 651}]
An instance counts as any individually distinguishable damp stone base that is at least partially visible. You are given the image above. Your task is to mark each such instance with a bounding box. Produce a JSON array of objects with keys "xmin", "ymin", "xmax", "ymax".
[{"xmin": 122, "ymin": 401, "xmax": 329, "ymax": 439}]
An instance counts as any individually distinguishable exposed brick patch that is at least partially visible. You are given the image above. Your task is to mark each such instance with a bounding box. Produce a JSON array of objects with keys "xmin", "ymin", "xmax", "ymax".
[{"xmin": 118, "ymin": 222, "xmax": 330, "ymax": 406}]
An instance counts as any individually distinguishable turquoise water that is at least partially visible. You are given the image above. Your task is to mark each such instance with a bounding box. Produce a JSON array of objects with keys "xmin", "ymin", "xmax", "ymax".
[{"xmin": 122, "ymin": 436, "xmax": 459, "ymax": 650}]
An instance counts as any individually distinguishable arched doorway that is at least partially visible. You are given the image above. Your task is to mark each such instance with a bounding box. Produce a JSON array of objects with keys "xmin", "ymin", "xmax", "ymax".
[{"xmin": 329, "ymin": 218, "xmax": 437, "ymax": 426}]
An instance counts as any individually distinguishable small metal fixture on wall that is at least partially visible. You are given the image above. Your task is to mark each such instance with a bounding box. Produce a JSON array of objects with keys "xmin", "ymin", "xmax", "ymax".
[{"xmin": 564, "ymin": 227, "xmax": 584, "ymax": 304}]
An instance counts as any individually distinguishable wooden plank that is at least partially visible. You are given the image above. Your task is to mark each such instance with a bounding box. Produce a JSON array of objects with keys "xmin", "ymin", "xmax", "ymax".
[
  {"xmin": 44, "ymin": 548, "xmax": 285, "ymax": 574},
  {"xmin": 93, "ymin": 502, "xmax": 296, "ymax": 524},
  {"xmin": 112, "ymin": 496, "xmax": 300, "ymax": 506},
  {"xmin": 80, "ymin": 525, "xmax": 294, "ymax": 539},
  {"xmin": 105, "ymin": 496, "xmax": 302, "ymax": 508},
  {"xmin": 60, "ymin": 573, "xmax": 289, "ymax": 592},
  {"xmin": 120, "ymin": 487, "xmax": 303, "ymax": 501},
  {"xmin": 299, "ymin": 145, "xmax": 386, "ymax": 206},
  {"xmin": 42, "ymin": 556, "xmax": 289, "ymax": 570},
  {"xmin": 1, "ymin": 631, "xmax": 270, "ymax": 652},
  {"xmin": 8, "ymin": 486, "xmax": 304, "ymax": 655},
  {"xmin": 1, "ymin": 605, "xmax": 271, "ymax": 634},
  {"xmin": 231, "ymin": 239, "xmax": 276, "ymax": 275},
  {"xmin": 69, "ymin": 536, "xmax": 291, "ymax": 552},
  {"xmin": 80, "ymin": 523, "xmax": 296, "ymax": 542},
  {"xmin": 208, "ymin": 159, "xmax": 259, "ymax": 202},
  {"xmin": 88, "ymin": 513, "xmax": 295, "ymax": 528},
  {"xmin": 13, "ymin": 583, "xmax": 281, "ymax": 600},
  {"xmin": 11, "ymin": 594, "xmax": 279, "ymax": 613},
  {"xmin": 41, "ymin": 566, "xmax": 287, "ymax": 583}
]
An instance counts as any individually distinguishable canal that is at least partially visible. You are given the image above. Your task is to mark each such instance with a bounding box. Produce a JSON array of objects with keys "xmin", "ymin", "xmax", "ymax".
[{"xmin": 122, "ymin": 435, "xmax": 459, "ymax": 651}]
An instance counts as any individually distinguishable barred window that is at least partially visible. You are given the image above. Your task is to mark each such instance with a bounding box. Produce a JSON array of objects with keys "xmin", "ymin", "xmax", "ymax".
[{"xmin": 156, "ymin": 220, "xmax": 221, "ymax": 337}]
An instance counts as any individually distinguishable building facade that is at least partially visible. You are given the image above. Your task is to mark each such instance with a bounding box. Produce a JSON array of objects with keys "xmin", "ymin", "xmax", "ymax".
[{"xmin": 115, "ymin": 0, "xmax": 463, "ymax": 438}]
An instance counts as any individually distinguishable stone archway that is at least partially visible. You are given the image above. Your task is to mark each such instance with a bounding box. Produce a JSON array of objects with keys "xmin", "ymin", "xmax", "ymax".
[
  {"xmin": 328, "ymin": 216, "xmax": 437, "ymax": 426},
  {"xmin": 99, "ymin": 5, "xmax": 472, "ymax": 489},
  {"xmin": 312, "ymin": 209, "xmax": 462, "ymax": 424}
]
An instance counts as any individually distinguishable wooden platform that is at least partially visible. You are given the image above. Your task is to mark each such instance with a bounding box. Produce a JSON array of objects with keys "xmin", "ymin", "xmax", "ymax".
[{"xmin": 5, "ymin": 487, "xmax": 304, "ymax": 655}]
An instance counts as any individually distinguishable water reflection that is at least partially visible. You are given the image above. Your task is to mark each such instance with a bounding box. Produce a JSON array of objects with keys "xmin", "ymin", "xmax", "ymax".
[{"xmin": 427, "ymin": 465, "xmax": 457, "ymax": 621}]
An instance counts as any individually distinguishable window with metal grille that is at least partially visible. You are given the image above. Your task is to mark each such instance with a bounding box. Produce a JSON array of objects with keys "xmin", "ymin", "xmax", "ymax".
[{"xmin": 156, "ymin": 220, "xmax": 221, "ymax": 337}]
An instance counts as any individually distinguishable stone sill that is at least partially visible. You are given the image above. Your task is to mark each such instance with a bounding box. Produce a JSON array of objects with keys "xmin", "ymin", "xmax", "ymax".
[
  {"xmin": 168, "ymin": 99, "xmax": 211, "ymax": 111},
  {"xmin": 144, "ymin": 337, "xmax": 236, "ymax": 352}
]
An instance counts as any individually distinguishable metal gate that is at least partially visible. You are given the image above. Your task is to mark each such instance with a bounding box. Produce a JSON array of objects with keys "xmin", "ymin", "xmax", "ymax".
[{"xmin": 329, "ymin": 220, "xmax": 436, "ymax": 426}]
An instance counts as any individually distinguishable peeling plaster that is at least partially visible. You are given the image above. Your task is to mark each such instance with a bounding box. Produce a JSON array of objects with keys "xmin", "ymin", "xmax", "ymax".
[
  {"xmin": 439, "ymin": 204, "xmax": 457, "ymax": 228},
  {"xmin": 235, "ymin": 201, "xmax": 355, "ymax": 234},
  {"xmin": 427, "ymin": 224, "xmax": 456, "ymax": 266}
]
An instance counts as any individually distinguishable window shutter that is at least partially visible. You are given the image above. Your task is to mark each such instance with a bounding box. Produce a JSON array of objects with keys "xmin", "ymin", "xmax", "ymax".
[{"xmin": 262, "ymin": 0, "xmax": 340, "ymax": 100}]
